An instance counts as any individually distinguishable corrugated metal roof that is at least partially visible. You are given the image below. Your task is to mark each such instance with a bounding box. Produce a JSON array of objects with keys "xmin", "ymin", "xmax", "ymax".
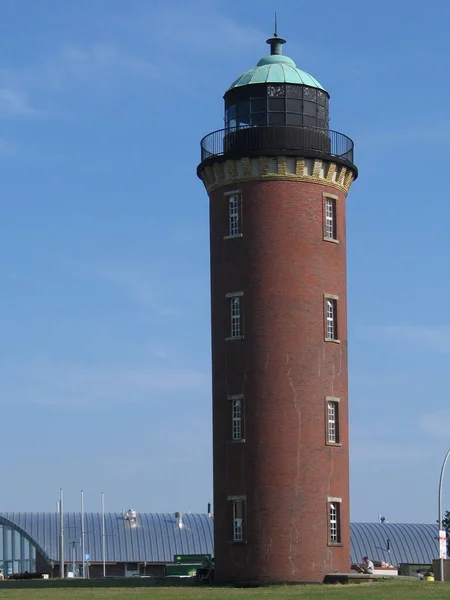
[
  {"xmin": 350, "ymin": 523, "xmax": 438, "ymax": 566},
  {"xmin": 0, "ymin": 514, "xmax": 438, "ymax": 566},
  {"xmin": 0, "ymin": 513, "xmax": 213, "ymax": 564}
]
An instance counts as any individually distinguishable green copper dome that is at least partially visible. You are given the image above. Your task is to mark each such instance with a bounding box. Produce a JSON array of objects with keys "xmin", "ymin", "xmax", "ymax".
[{"xmin": 227, "ymin": 37, "xmax": 326, "ymax": 92}]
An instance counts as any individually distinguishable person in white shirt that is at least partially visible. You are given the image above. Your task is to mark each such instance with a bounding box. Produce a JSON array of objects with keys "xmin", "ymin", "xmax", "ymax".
[{"xmin": 361, "ymin": 556, "xmax": 374, "ymax": 574}]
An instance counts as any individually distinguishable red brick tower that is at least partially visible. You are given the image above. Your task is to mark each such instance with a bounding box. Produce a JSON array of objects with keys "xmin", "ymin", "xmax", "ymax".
[{"xmin": 197, "ymin": 33, "xmax": 357, "ymax": 583}]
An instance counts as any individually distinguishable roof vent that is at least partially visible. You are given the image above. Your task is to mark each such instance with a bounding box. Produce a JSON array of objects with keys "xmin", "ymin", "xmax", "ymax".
[
  {"xmin": 124, "ymin": 509, "xmax": 137, "ymax": 527},
  {"xmin": 175, "ymin": 511, "xmax": 184, "ymax": 529}
]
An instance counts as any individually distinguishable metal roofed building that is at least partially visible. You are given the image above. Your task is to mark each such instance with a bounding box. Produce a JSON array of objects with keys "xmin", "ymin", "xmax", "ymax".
[
  {"xmin": 350, "ymin": 523, "xmax": 438, "ymax": 567},
  {"xmin": 0, "ymin": 512, "xmax": 214, "ymax": 578},
  {"xmin": 0, "ymin": 513, "xmax": 438, "ymax": 578}
]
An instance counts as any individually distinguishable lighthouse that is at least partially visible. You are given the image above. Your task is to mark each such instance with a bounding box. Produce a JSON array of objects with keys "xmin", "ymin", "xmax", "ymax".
[{"xmin": 197, "ymin": 31, "xmax": 357, "ymax": 583}]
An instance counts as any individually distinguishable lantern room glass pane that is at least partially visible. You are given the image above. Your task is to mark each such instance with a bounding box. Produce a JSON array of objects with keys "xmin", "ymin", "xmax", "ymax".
[
  {"xmin": 236, "ymin": 100, "xmax": 249, "ymax": 120},
  {"xmin": 287, "ymin": 113, "xmax": 303, "ymax": 125},
  {"xmin": 317, "ymin": 90, "xmax": 327, "ymax": 105},
  {"xmin": 304, "ymin": 87, "xmax": 317, "ymax": 101},
  {"xmin": 286, "ymin": 84, "xmax": 302, "ymax": 98},
  {"xmin": 317, "ymin": 105, "xmax": 327, "ymax": 120},
  {"xmin": 268, "ymin": 98, "xmax": 284, "ymax": 112},
  {"xmin": 251, "ymin": 113, "xmax": 265, "ymax": 125},
  {"xmin": 303, "ymin": 101, "xmax": 316, "ymax": 116},
  {"xmin": 251, "ymin": 98, "xmax": 266, "ymax": 112},
  {"xmin": 304, "ymin": 116, "xmax": 317, "ymax": 127},
  {"xmin": 267, "ymin": 84, "xmax": 285, "ymax": 97},
  {"xmin": 268, "ymin": 113, "xmax": 285, "ymax": 125},
  {"xmin": 286, "ymin": 98, "xmax": 301, "ymax": 112}
]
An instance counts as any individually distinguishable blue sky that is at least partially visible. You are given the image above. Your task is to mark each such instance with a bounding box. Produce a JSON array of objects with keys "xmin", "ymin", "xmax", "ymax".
[{"xmin": 0, "ymin": 0, "xmax": 449, "ymax": 523}]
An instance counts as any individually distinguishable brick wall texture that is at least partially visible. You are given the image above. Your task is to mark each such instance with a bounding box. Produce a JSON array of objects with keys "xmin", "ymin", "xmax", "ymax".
[{"xmin": 207, "ymin": 176, "xmax": 351, "ymax": 583}]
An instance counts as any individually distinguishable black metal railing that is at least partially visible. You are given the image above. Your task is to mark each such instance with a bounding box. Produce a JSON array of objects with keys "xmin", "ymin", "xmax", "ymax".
[{"xmin": 199, "ymin": 125, "xmax": 355, "ymax": 168}]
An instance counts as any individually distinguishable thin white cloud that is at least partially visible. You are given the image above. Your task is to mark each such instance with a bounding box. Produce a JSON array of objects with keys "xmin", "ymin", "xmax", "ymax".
[
  {"xmin": 94, "ymin": 265, "xmax": 180, "ymax": 317},
  {"xmin": 0, "ymin": 44, "xmax": 156, "ymax": 121},
  {"xmin": 150, "ymin": 347, "xmax": 168, "ymax": 359},
  {"xmin": 421, "ymin": 412, "xmax": 450, "ymax": 439},
  {"xmin": 0, "ymin": 4, "xmax": 264, "ymax": 118},
  {"xmin": 0, "ymin": 88, "xmax": 39, "ymax": 118},
  {"xmin": 95, "ymin": 430, "xmax": 210, "ymax": 472},
  {"xmin": 59, "ymin": 43, "xmax": 156, "ymax": 82},
  {"xmin": 120, "ymin": 1, "xmax": 263, "ymax": 59},
  {"xmin": 0, "ymin": 360, "xmax": 209, "ymax": 409},
  {"xmin": 359, "ymin": 325, "xmax": 450, "ymax": 354},
  {"xmin": 0, "ymin": 138, "xmax": 15, "ymax": 156},
  {"xmin": 0, "ymin": 44, "xmax": 155, "ymax": 94},
  {"xmin": 351, "ymin": 441, "xmax": 431, "ymax": 462},
  {"xmin": 153, "ymin": 9, "xmax": 262, "ymax": 57},
  {"xmin": 359, "ymin": 122, "xmax": 450, "ymax": 147}
]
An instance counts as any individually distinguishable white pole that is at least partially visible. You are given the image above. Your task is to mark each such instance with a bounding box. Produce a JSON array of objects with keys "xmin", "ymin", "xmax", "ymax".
[
  {"xmin": 438, "ymin": 449, "xmax": 450, "ymax": 582},
  {"xmin": 59, "ymin": 489, "xmax": 64, "ymax": 578},
  {"xmin": 101, "ymin": 492, "xmax": 106, "ymax": 578},
  {"xmin": 81, "ymin": 490, "xmax": 86, "ymax": 579},
  {"xmin": 57, "ymin": 499, "xmax": 60, "ymax": 576}
]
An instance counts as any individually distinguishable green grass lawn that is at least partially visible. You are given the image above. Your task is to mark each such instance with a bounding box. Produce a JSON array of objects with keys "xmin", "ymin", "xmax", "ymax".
[{"xmin": 0, "ymin": 581, "xmax": 449, "ymax": 600}]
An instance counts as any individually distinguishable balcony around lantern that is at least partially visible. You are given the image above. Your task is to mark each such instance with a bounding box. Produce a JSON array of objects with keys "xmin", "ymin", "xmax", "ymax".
[{"xmin": 198, "ymin": 125, "xmax": 357, "ymax": 177}]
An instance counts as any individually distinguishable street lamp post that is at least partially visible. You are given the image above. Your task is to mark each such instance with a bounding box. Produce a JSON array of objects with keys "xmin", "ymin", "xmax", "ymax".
[{"xmin": 438, "ymin": 448, "xmax": 450, "ymax": 582}]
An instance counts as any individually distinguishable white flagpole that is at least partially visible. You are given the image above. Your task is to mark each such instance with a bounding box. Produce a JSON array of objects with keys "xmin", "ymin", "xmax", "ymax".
[
  {"xmin": 101, "ymin": 492, "xmax": 106, "ymax": 577},
  {"xmin": 59, "ymin": 489, "xmax": 64, "ymax": 578},
  {"xmin": 81, "ymin": 490, "xmax": 86, "ymax": 578}
]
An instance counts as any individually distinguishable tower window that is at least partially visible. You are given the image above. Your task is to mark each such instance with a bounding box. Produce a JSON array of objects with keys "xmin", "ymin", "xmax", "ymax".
[
  {"xmin": 326, "ymin": 399, "xmax": 340, "ymax": 444},
  {"xmin": 325, "ymin": 197, "xmax": 337, "ymax": 240},
  {"xmin": 231, "ymin": 297, "xmax": 241, "ymax": 338},
  {"xmin": 325, "ymin": 296, "xmax": 338, "ymax": 341},
  {"xmin": 226, "ymin": 292, "xmax": 243, "ymax": 340},
  {"xmin": 230, "ymin": 396, "xmax": 244, "ymax": 441},
  {"xmin": 232, "ymin": 499, "xmax": 245, "ymax": 542},
  {"xmin": 328, "ymin": 501, "xmax": 341, "ymax": 544},
  {"xmin": 229, "ymin": 194, "xmax": 241, "ymax": 236}
]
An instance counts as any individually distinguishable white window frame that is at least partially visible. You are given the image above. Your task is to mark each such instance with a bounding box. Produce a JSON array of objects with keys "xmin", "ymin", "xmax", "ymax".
[
  {"xmin": 324, "ymin": 196, "xmax": 337, "ymax": 241},
  {"xmin": 226, "ymin": 292, "xmax": 243, "ymax": 340},
  {"xmin": 326, "ymin": 398, "xmax": 340, "ymax": 444},
  {"xmin": 224, "ymin": 190, "xmax": 243, "ymax": 239},
  {"xmin": 328, "ymin": 497, "xmax": 342, "ymax": 544},
  {"xmin": 229, "ymin": 194, "xmax": 240, "ymax": 236},
  {"xmin": 329, "ymin": 503, "xmax": 339, "ymax": 543},
  {"xmin": 324, "ymin": 295, "xmax": 339, "ymax": 341},
  {"xmin": 231, "ymin": 297, "xmax": 241, "ymax": 338},
  {"xmin": 230, "ymin": 395, "xmax": 244, "ymax": 441},
  {"xmin": 232, "ymin": 499, "xmax": 244, "ymax": 542},
  {"xmin": 328, "ymin": 401, "xmax": 336, "ymax": 443}
]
